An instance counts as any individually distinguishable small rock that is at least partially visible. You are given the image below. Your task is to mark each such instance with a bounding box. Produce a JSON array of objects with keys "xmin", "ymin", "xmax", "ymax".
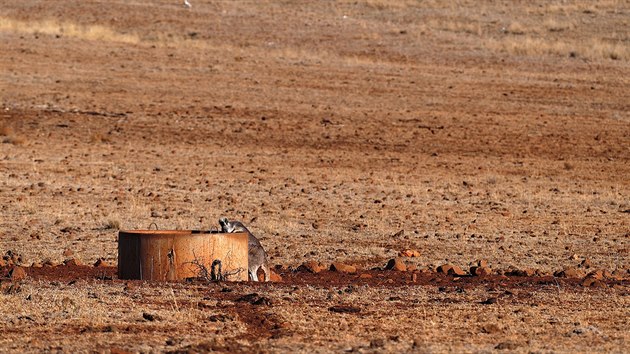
[
  {"xmin": 437, "ymin": 264, "xmax": 454, "ymax": 274},
  {"xmin": 93, "ymin": 259, "xmax": 111, "ymax": 268},
  {"xmin": 385, "ymin": 258, "xmax": 407, "ymax": 272},
  {"xmin": 554, "ymin": 267, "xmax": 584, "ymax": 278},
  {"xmin": 480, "ymin": 297, "xmax": 498, "ymax": 305},
  {"xmin": 43, "ymin": 259, "xmax": 59, "ymax": 267},
  {"xmin": 398, "ymin": 249, "xmax": 421, "ymax": 257},
  {"xmin": 447, "ymin": 265, "xmax": 467, "ymax": 276},
  {"xmin": 477, "ymin": 259, "xmax": 489, "ymax": 268},
  {"xmin": 407, "ymin": 264, "xmax": 418, "ymax": 272},
  {"xmin": 359, "ymin": 273, "xmax": 372, "ymax": 279},
  {"xmin": 587, "ymin": 270, "xmax": 604, "ymax": 280},
  {"xmin": 31, "ymin": 262, "xmax": 43, "ymax": 268},
  {"xmin": 522, "ymin": 268, "xmax": 536, "ymax": 277},
  {"xmin": 580, "ymin": 258, "xmax": 593, "ymax": 269},
  {"xmin": 11, "ymin": 254, "xmax": 21, "ymax": 265},
  {"xmin": 330, "ymin": 262, "xmax": 357, "ymax": 273},
  {"xmin": 64, "ymin": 258, "xmax": 82, "ymax": 266},
  {"xmin": 269, "ymin": 270, "xmax": 282, "ymax": 282},
  {"xmin": 0, "ymin": 259, "xmax": 6, "ymax": 267},
  {"xmin": 297, "ymin": 261, "xmax": 324, "ymax": 273},
  {"xmin": 62, "ymin": 249, "xmax": 74, "ymax": 257},
  {"xmin": 9, "ymin": 266, "xmax": 27, "ymax": 281},
  {"xmin": 470, "ymin": 266, "xmax": 492, "ymax": 276},
  {"xmin": 582, "ymin": 277, "xmax": 605, "ymax": 288},
  {"xmin": 411, "ymin": 273, "xmax": 418, "ymax": 282}
]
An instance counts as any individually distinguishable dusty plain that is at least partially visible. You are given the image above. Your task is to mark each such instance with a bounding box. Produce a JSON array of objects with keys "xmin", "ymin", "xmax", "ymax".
[{"xmin": 0, "ymin": 0, "xmax": 629, "ymax": 352}]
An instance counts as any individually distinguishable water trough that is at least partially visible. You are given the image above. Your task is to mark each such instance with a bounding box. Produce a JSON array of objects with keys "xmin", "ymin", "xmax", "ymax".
[{"xmin": 118, "ymin": 230, "xmax": 248, "ymax": 281}]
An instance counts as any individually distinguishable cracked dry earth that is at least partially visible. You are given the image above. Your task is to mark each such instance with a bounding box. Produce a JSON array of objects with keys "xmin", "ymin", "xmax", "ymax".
[{"xmin": 1, "ymin": 0, "xmax": 629, "ymax": 352}]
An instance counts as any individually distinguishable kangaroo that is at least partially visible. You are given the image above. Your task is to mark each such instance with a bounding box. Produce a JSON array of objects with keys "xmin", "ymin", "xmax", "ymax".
[{"xmin": 219, "ymin": 217, "xmax": 270, "ymax": 282}]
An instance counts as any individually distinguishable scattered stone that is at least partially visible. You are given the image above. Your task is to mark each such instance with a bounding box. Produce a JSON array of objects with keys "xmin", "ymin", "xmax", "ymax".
[
  {"xmin": 297, "ymin": 261, "xmax": 324, "ymax": 273},
  {"xmin": 447, "ymin": 265, "xmax": 467, "ymax": 276},
  {"xmin": 470, "ymin": 266, "xmax": 492, "ymax": 276},
  {"xmin": 437, "ymin": 264, "xmax": 454, "ymax": 274},
  {"xmin": 64, "ymin": 258, "xmax": 82, "ymax": 266},
  {"xmin": 587, "ymin": 270, "xmax": 604, "ymax": 280},
  {"xmin": 31, "ymin": 262, "xmax": 43, "ymax": 268},
  {"xmin": 554, "ymin": 267, "xmax": 584, "ymax": 278},
  {"xmin": 582, "ymin": 277, "xmax": 605, "ymax": 288},
  {"xmin": 269, "ymin": 270, "xmax": 282, "ymax": 282},
  {"xmin": 43, "ymin": 259, "xmax": 58, "ymax": 267},
  {"xmin": 398, "ymin": 249, "xmax": 421, "ymax": 257},
  {"xmin": 524, "ymin": 268, "xmax": 537, "ymax": 277},
  {"xmin": 480, "ymin": 297, "xmax": 497, "ymax": 305},
  {"xmin": 580, "ymin": 258, "xmax": 593, "ymax": 269},
  {"xmin": 62, "ymin": 249, "xmax": 74, "ymax": 258},
  {"xmin": 411, "ymin": 273, "xmax": 418, "ymax": 282},
  {"xmin": 94, "ymin": 259, "xmax": 112, "ymax": 268},
  {"xmin": 385, "ymin": 258, "xmax": 407, "ymax": 272},
  {"xmin": 359, "ymin": 273, "xmax": 372, "ymax": 279},
  {"xmin": 477, "ymin": 259, "xmax": 489, "ymax": 268},
  {"xmin": 330, "ymin": 263, "xmax": 357, "ymax": 274},
  {"xmin": 504, "ymin": 266, "xmax": 535, "ymax": 277},
  {"xmin": 9, "ymin": 266, "xmax": 27, "ymax": 281},
  {"xmin": 328, "ymin": 305, "xmax": 361, "ymax": 314}
]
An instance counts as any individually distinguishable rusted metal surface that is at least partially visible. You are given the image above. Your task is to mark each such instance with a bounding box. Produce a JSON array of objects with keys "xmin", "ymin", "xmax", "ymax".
[{"xmin": 118, "ymin": 230, "xmax": 248, "ymax": 281}]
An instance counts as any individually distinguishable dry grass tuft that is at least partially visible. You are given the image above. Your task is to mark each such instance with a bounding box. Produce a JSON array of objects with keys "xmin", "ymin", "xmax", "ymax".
[
  {"xmin": 89, "ymin": 133, "xmax": 111, "ymax": 144},
  {"xmin": 505, "ymin": 22, "xmax": 527, "ymax": 35},
  {"xmin": 103, "ymin": 219, "xmax": 121, "ymax": 230},
  {"xmin": 544, "ymin": 18, "xmax": 575, "ymax": 33}
]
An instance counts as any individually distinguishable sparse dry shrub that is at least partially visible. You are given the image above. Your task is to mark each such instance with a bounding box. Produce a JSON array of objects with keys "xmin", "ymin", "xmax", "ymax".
[
  {"xmin": 104, "ymin": 220, "xmax": 121, "ymax": 230},
  {"xmin": 90, "ymin": 133, "xmax": 111, "ymax": 143},
  {"xmin": 506, "ymin": 22, "xmax": 526, "ymax": 35},
  {"xmin": 544, "ymin": 18, "xmax": 575, "ymax": 33}
]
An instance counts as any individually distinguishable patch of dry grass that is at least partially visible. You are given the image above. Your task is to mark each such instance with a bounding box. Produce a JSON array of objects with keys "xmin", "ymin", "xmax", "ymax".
[
  {"xmin": 489, "ymin": 37, "xmax": 629, "ymax": 61},
  {"xmin": 0, "ymin": 17, "xmax": 139, "ymax": 44}
]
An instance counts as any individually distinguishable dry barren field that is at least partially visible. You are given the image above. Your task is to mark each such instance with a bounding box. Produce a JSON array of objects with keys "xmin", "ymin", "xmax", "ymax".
[{"xmin": 1, "ymin": 0, "xmax": 629, "ymax": 352}]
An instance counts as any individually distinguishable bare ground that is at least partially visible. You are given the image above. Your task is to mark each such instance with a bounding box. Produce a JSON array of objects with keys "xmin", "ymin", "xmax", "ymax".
[{"xmin": 0, "ymin": 0, "xmax": 629, "ymax": 352}]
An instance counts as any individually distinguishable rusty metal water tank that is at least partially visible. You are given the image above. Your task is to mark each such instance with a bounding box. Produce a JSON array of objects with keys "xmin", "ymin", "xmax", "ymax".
[{"xmin": 118, "ymin": 230, "xmax": 248, "ymax": 281}]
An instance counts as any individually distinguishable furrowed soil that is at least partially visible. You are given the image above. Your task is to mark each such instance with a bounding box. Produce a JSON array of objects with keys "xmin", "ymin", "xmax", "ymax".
[{"xmin": 0, "ymin": 1, "xmax": 629, "ymax": 352}]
